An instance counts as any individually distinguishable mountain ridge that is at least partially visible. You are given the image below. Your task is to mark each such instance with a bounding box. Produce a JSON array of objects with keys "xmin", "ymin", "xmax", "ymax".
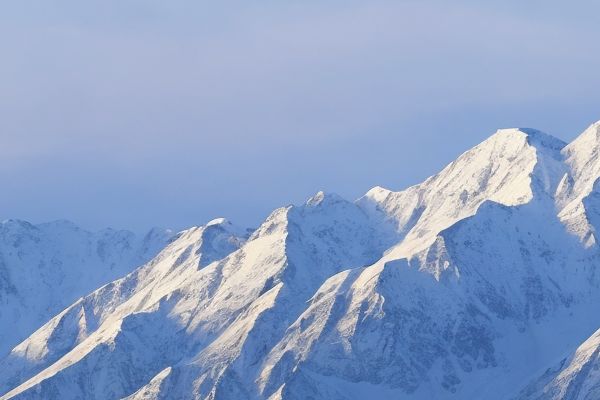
[{"xmin": 3, "ymin": 122, "xmax": 600, "ymax": 399}]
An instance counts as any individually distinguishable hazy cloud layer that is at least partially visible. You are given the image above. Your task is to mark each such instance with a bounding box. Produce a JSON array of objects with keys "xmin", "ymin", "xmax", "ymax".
[{"xmin": 1, "ymin": 1, "xmax": 600, "ymax": 231}]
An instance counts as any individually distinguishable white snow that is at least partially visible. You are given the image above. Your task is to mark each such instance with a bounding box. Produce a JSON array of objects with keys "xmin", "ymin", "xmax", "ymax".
[{"xmin": 0, "ymin": 220, "xmax": 173, "ymax": 359}]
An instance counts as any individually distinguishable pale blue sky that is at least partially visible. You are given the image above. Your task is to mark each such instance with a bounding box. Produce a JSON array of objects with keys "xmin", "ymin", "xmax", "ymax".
[{"xmin": 1, "ymin": 1, "xmax": 600, "ymax": 231}]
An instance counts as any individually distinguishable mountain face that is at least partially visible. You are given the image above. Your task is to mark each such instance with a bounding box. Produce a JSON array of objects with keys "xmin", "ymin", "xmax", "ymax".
[
  {"xmin": 0, "ymin": 221, "xmax": 173, "ymax": 360},
  {"xmin": 517, "ymin": 326, "xmax": 600, "ymax": 400},
  {"xmin": 3, "ymin": 122, "xmax": 600, "ymax": 399}
]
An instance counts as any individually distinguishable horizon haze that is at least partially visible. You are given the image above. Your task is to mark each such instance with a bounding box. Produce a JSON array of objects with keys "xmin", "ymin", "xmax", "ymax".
[{"xmin": 2, "ymin": 1, "xmax": 600, "ymax": 232}]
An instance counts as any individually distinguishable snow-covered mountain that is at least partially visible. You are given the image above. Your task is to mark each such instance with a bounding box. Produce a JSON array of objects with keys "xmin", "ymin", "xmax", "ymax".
[
  {"xmin": 3, "ymin": 122, "xmax": 600, "ymax": 399},
  {"xmin": 0, "ymin": 220, "xmax": 173, "ymax": 360}
]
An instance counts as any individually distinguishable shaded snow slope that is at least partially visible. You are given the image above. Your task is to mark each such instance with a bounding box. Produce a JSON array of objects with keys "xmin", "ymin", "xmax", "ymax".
[{"xmin": 0, "ymin": 220, "xmax": 173, "ymax": 358}]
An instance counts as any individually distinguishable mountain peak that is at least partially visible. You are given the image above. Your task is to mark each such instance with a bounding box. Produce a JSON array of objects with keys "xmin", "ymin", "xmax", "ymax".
[
  {"xmin": 361, "ymin": 186, "xmax": 393, "ymax": 207},
  {"xmin": 0, "ymin": 219, "xmax": 37, "ymax": 231},
  {"xmin": 206, "ymin": 217, "xmax": 229, "ymax": 227},
  {"xmin": 568, "ymin": 120, "xmax": 600, "ymax": 149},
  {"xmin": 305, "ymin": 191, "xmax": 344, "ymax": 207},
  {"xmin": 489, "ymin": 127, "xmax": 566, "ymax": 152}
]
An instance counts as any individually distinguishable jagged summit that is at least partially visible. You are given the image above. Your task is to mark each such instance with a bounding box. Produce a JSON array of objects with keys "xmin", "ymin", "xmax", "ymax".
[
  {"xmin": 569, "ymin": 119, "xmax": 600, "ymax": 144},
  {"xmin": 357, "ymin": 126, "xmax": 568, "ymax": 258},
  {"xmin": 0, "ymin": 219, "xmax": 37, "ymax": 230},
  {"xmin": 305, "ymin": 190, "xmax": 345, "ymax": 207},
  {"xmin": 361, "ymin": 127, "xmax": 566, "ymax": 204},
  {"xmin": 491, "ymin": 127, "xmax": 566, "ymax": 150}
]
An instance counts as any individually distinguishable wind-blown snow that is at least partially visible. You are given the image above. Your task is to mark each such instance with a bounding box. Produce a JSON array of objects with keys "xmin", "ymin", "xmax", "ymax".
[{"xmin": 3, "ymin": 122, "xmax": 600, "ymax": 399}]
